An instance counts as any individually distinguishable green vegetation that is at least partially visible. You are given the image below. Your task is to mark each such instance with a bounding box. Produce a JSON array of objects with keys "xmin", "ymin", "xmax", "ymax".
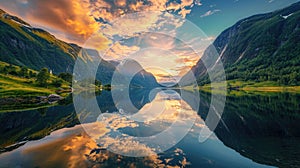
[
  {"xmin": 193, "ymin": 3, "xmax": 300, "ymax": 88},
  {"xmin": 0, "ymin": 14, "xmax": 77, "ymax": 74},
  {"xmin": 0, "ymin": 60, "xmax": 113, "ymax": 111},
  {"xmin": 0, "ymin": 61, "xmax": 71, "ymax": 96},
  {"xmin": 0, "ymin": 9, "xmax": 118, "ymax": 84},
  {"xmin": 199, "ymin": 80, "xmax": 300, "ymax": 95},
  {"xmin": 58, "ymin": 72, "xmax": 72, "ymax": 83},
  {"xmin": 0, "ymin": 102, "xmax": 79, "ymax": 151},
  {"xmin": 0, "ymin": 61, "xmax": 72, "ymax": 111},
  {"xmin": 36, "ymin": 68, "xmax": 50, "ymax": 86}
]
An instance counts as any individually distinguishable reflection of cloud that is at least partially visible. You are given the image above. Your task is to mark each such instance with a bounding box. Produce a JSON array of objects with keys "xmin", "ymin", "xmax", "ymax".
[
  {"xmin": 200, "ymin": 9, "xmax": 221, "ymax": 18},
  {"xmin": 98, "ymin": 114, "xmax": 139, "ymax": 131},
  {"xmin": 0, "ymin": 122, "xmax": 191, "ymax": 167},
  {"xmin": 96, "ymin": 136, "xmax": 156, "ymax": 156}
]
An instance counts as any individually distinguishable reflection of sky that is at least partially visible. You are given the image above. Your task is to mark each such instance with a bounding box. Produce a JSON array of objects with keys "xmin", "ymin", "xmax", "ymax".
[
  {"xmin": 0, "ymin": 116, "xmax": 273, "ymax": 168},
  {"xmin": 93, "ymin": 90, "xmax": 198, "ymax": 156},
  {"xmin": 0, "ymin": 89, "xmax": 273, "ymax": 167},
  {"xmin": 0, "ymin": 0, "xmax": 298, "ymax": 82}
]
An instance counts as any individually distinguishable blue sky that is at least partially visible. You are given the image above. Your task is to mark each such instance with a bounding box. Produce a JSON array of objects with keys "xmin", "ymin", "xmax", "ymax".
[{"xmin": 186, "ymin": 0, "xmax": 300, "ymax": 37}]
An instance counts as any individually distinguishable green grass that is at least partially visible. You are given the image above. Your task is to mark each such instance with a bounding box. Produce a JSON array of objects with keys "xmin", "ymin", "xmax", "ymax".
[
  {"xmin": 200, "ymin": 80, "xmax": 300, "ymax": 95},
  {"xmin": 0, "ymin": 75, "xmax": 53, "ymax": 96},
  {"xmin": 0, "ymin": 61, "xmax": 70, "ymax": 97},
  {"xmin": 0, "ymin": 74, "xmax": 58, "ymax": 111},
  {"xmin": 0, "ymin": 62, "xmax": 72, "ymax": 111}
]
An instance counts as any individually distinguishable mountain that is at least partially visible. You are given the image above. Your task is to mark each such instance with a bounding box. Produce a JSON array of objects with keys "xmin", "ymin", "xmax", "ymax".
[
  {"xmin": 109, "ymin": 59, "xmax": 159, "ymax": 88},
  {"xmin": 189, "ymin": 2, "xmax": 300, "ymax": 86},
  {"xmin": 0, "ymin": 9, "xmax": 78, "ymax": 73},
  {"xmin": 0, "ymin": 9, "xmax": 159, "ymax": 86}
]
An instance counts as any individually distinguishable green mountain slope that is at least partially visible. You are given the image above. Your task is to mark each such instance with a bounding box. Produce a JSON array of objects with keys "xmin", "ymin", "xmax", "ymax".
[
  {"xmin": 0, "ymin": 9, "xmax": 159, "ymax": 86},
  {"xmin": 0, "ymin": 9, "xmax": 78, "ymax": 73},
  {"xmin": 0, "ymin": 9, "xmax": 118, "ymax": 84},
  {"xmin": 191, "ymin": 2, "xmax": 300, "ymax": 86}
]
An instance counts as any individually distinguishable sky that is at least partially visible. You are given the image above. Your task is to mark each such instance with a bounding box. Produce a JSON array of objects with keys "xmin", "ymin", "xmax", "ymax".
[{"xmin": 0, "ymin": 0, "xmax": 299, "ymax": 82}]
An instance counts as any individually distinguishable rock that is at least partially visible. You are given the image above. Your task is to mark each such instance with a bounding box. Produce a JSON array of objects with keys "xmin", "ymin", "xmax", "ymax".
[{"xmin": 48, "ymin": 94, "xmax": 63, "ymax": 102}]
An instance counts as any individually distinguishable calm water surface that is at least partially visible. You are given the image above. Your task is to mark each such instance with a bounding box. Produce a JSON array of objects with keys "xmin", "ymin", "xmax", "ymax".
[{"xmin": 0, "ymin": 90, "xmax": 299, "ymax": 168}]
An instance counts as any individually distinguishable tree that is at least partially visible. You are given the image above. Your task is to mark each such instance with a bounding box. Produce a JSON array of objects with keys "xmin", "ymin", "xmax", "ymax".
[
  {"xmin": 1, "ymin": 66, "xmax": 8, "ymax": 74},
  {"xmin": 36, "ymin": 68, "xmax": 50, "ymax": 86},
  {"xmin": 289, "ymin": 72, "xmax": 298, "ymax": 86},
  {"xmin": 58, "ymin": 72, "xmax": 72, "ymax": 83},
  {"xmin": 52, "ymin": 79, "xmax": 63, "ymax": 87},
  {"xmin": 19, "ymin": 66, "xmax": 28, "ymax": 78},
  {"xmin": 29, "ymin": 71, "xmax": 36, "ymax": 78},
  {"xmin": 7, "ymin": 65, "xmax": 18, "ymax": 76}
]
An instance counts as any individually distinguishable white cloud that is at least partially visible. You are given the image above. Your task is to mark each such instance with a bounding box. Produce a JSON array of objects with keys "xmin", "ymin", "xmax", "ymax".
[{"xmin": 200, "ymin": 9, "xmax": 221, "ymax": 18}]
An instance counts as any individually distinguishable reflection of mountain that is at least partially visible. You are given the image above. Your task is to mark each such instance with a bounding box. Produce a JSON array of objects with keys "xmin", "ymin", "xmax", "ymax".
[
  {"xmin": 0, "ymin": 87, "xmax": 159, "ymax": 152},
  {"xmin": 73, "ymin": 87, "xmax": 160, "ymax": 124},
  {"xmin": 186, "ymin": 2, "xmax": 300, "ymax": 85},
  {"xmin": 197, "ymin": 92, "xmax": 300, "ymax": 168},
  {"xmin": 0, "ymin": 9, "xmax": 159, "ymax": 86},
  {"xmin": 0, "ymin": 102, "xmax": 78, "ymax": 152},
  {"xmin": 129, "ymin": 88, "xmax": 157, "ymax": 110}
]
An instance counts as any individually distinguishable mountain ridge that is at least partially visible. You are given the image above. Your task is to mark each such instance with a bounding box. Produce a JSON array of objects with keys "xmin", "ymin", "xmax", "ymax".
[
  {"xmin": 0, "ymin": 9, "xmax": 159, "ymax": 86},
  {"xmin": 189, "ymin": 1, "xmax": 300, "ymax": 86}
]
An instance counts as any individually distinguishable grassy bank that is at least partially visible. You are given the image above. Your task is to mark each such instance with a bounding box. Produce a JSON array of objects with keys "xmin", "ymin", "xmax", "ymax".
[
  {"xmin": 0, "ymin": 61, "xmax": 71, "ymax": 96},
  {"xmin": 0, "ymin": 61, "xmax": 72, "ymax": 111},
  {"xmin": 0, "ymin": 73, "xmax": 70, "ymax": 111},
  {"xmin": 199, "ymin": 80, "xmax": 300, "ymax": 95}
]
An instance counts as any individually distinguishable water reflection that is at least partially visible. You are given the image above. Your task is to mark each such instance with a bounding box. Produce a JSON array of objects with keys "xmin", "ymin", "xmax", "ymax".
[
  {"xmin": 69, "ymin": 87, "xmax": 200, "ymax": 158},
  {"xmin": 197, "ymin": 92, "xmax": 300, "ymax": 168},
  {"xmin": 0, "ymin": 102, "xmax": 78, "ymax": 153},
  {"xmin": 0, "ymin": 90, "xmax": 299, "ymax": 167}
]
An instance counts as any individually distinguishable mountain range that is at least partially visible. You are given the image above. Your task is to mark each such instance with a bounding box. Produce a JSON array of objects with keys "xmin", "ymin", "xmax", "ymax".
[
  {"xmin": 0, "ymin": 9, "xmax": 158, "ymax": 87},
  {"xmin": 189, "ymin": 2, "xmax": 300, "ymax": 86},
  {"xmin": 1, "ymin": 1, "xmax": 300, "ymax": 88}
]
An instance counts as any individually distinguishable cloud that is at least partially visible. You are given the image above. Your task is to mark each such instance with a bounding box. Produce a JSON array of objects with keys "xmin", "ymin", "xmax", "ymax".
[
  {"xmin": 0, "ymin": 0, "xmax": 208, "ymax": 82},
  {"xmin": 200, "ymin": 9, "xmax": 221, "ymax": 18},
  {"xmin": 0, "ymin": 0, "xmax": 202, "ymax": 47},
  {"xmin": 89, "ymin": 0, "xmax": 199, "ymax": 24},
  {"xmin": 0, "ymin": 0, "xmax": 100, "ymax": 45},
  {"xmin": 103, "ymin": 42, "xmax": 140, "ymax": 60}
]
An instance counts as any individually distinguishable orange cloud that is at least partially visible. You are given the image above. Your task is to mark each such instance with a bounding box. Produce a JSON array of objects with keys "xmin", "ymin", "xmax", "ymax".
[
  {"xmin": 89, "ymin": 0, "xmax": 196, "ymax": 23},
  {"xmin": 104, "ymin": 42, "xmax": 140, "ymax": 60},
  {"xmin": 0, "ymin": 0, "xmax": 100, "ymax": 45}
]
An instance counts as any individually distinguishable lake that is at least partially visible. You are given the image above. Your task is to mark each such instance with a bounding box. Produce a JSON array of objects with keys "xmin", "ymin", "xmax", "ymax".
[{"xmin": 0, "ymin": 89, "xmax": 299, "ymax": 168}]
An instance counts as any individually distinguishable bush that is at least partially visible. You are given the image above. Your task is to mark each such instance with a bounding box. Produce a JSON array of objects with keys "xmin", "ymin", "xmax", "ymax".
[
  {"xmin": 58, "ymin": 72, "xmax": 72, "ymax": 83},
  {"xmin": 52, "ymin": 79, "xmax": 63, "ymax": 87},
  {"xmin": 36, "ymin": 68, "xmax": 50, "ymax": 86}
]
